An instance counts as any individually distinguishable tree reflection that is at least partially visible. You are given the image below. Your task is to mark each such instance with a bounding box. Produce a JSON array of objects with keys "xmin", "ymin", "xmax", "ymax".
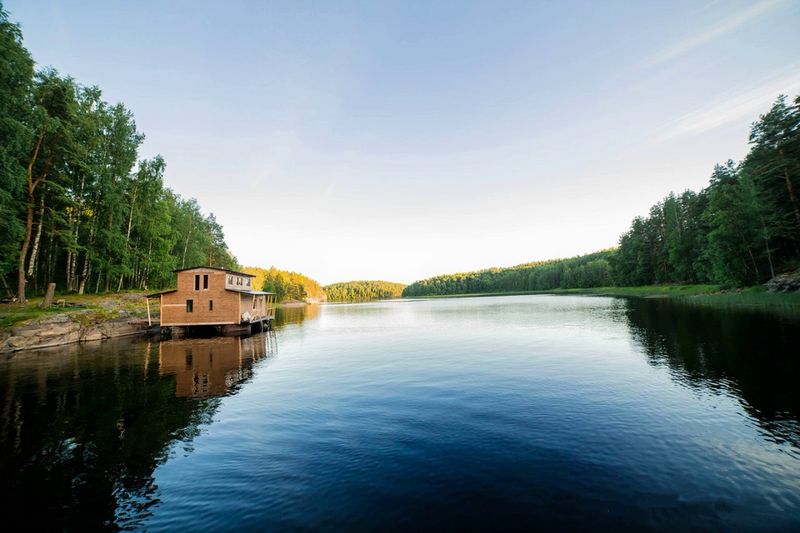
[
  {"xmin": 274, "ymin": 304, "xmax": 320, "ymax": 328},
  {"xmin": 0, "ymin": 332, "xmax": 276, "ymax": 531},
  {"xmin": 624, "ymin": 298, "xmax": 800, "ymax": 450}
]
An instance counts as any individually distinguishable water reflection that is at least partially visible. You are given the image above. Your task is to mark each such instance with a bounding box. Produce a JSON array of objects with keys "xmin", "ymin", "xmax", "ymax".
[
  {"xmin": 159, "ymin": 334, "xmax": 277, "ymax": 399},
  {"xmin": 274, "ymin": 303, "xmax": 320, "ymax": 328},
  {"xmin": 0, "ymin": 332, "xmax": 276, "ymax": 531},
  {"xmin": 624, "ymin": 297, "xmax": 800, "ymax": 451}
]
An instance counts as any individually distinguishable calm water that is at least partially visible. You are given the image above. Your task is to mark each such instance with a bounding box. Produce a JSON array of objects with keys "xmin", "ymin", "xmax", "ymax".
[{"xmin": 1, "ymin": 295, "xmax": 799, "ymax": 532}]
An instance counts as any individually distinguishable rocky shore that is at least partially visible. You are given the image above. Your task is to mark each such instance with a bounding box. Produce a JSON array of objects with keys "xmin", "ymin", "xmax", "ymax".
[
  {"xmin": 0, "ymin": 310, "xmax": 148, "ymax": 354},
  {"xmin": 765, "ymin": 269, "xmax": 800, "ymax": 292}
]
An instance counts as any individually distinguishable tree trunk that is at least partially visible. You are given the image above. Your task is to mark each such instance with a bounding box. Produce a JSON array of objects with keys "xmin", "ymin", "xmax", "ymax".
[
  {"xmin": 68, "ymin": 173, "xmax": 86, "ymax": 291},
  {"xmin": 778, "ymin": 149, "xmax": 800, "ymax": 229},
  {"xmin": 78, "ymin": 213, "xmax": 98, "ymax": 295},
  {"xmin": 78, "ymin": 262, "xmax": 90, "ymax": 295},
  {"xmin": 764, "ymin": 239, "xmax": 775, "ymax": 279},
  {"xmin": 182, "ymin": 219, "xmax": 193, "ymax": 268},
  {"xmin": 143, "ymin": 237, "xmax": 152, "ymax": 290},
  {"xmin": 66, "ymin": 249, "xmax": 73, "ymax": 291},
  {"xmin": 27, "ymin": 195, "xmax": 46, "ymax": 279},
  {"xmin": 18, "ymin": 127, "xmax": 56, "ymax": 303},
  {"xmin": 118, "ymin": 182, "xmax": 139, "ymax": 292},
  {"xmin": 757, "ymin": 212, "xmax": 775, "ymax": 279},
  {"xmin": 17, "ymin": 194, "xmax": 35, "ymax": 303},
  {"xmin": 746, "ymin": 247, "xmax": 760, "ymax": 281},
  {"xmin": 40, "ymin": 283, "xmax": 55, "ymax": 308}
]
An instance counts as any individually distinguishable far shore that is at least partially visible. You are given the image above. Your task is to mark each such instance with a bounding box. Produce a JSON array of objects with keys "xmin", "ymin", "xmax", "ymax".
[
  {"xmin": 3, "ymin": 285, "xmax": 798, "ymax": 353},
  {"xmin": 404, "ymin": 285, "xmax": 800, "ymax": 308}
]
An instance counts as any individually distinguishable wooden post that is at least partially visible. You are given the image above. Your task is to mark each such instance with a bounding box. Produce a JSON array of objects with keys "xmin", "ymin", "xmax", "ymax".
[
  {"xmin": 40, "ymin": 283, "xmax": 56, "ymax": 308},
  {"xmin": 146, "ymin": 298, "xmax": 152, "ymax": 326}
]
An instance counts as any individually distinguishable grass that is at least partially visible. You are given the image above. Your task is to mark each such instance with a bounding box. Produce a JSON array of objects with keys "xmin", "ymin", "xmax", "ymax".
[
  {"xmin": 575, "ymin": 284, "xmax": 800, "ymax": 306},
  {"xmin": 0, "ymin": 305, "xmax": 72, "ymax": 329},
  {"xmin": 0, "ymin": 290, "xmax": 154, "ymax": 330},
  {"xmin": 407, "ymin": 285, "xmax": 800, "ymax": 309}
]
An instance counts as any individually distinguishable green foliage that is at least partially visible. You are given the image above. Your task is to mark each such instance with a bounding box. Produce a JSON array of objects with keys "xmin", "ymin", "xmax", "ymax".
[
  {"xmin": 0, "ymin": 8, "xmax": 237, "ymax": 296},
  {"xmin": 244, "ymin": 266, "xmax": 325, "ymax": 303},
  {"xmin": 613, "ymin": 94, "xmax": 800, "ymax": 288},
  {"xmin": 402, "ymin": 250, "xmax": 614, "ymax": 297},
  {"xmin": 0, "ymin": 5, "xmax": 33, "ymax": 276},
  {"xmin": 324, "ymin": 280, "xmax": 407, "ymax": 302}
]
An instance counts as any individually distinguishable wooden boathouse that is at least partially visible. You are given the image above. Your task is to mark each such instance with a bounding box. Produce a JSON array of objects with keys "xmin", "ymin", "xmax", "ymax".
[{"xmin": 147, "ymin": 266, "xmax": 276, "ymax": 334}]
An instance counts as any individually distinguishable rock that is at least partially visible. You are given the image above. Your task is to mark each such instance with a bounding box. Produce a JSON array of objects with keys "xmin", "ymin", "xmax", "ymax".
[
  {"xmin": 765, "ymin": 270, "xmax": 800, "ymax": 292},
  {"xmin": 39, "ymin": 313, "xmax": 71, "ymax": 325},
  {"xmin": 82, "ymin": 329, "xmax": 103, "ymax": 342},
  {"xmin": 0, "ymin": 312, "xmax": 146, "ymax": 354}
]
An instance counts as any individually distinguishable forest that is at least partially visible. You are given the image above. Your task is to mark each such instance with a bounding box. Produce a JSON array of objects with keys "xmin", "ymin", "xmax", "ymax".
[
  {"xmin": 402, "ymin": 251, "xmax": 613, "ymax": 297},
  {"xmin": 4, "ymin": 1, "xmax": 798, "ymax": 305},
  {"xmin": 613, "ymin": 93, "xmax": 799, "ymax": 287},
  {"xmin": 244, "ymin": 267, "xmax": 327, "ymax": 303},
  {"xmin": 404, "ymin": 92, "xmax": 800, "ymax": 297},
  {"xmin": 324, "ymin": 281, "xmax": 407, "ymax": 302},
  {"xmin": 0, "ymin": 7, "xmax": 237, "ymax": 303}
]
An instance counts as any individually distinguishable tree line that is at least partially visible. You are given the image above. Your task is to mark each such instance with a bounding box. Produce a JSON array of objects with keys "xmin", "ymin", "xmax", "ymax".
[
  {"xmin": 402, "ymin": 251, "xmax": 613, "ymax": 297},
  {"xmin": 0, "ymin": 6, "xmax": 237, "ymax": 302},
  {"xmin": 243, "ymin": 267, "xmax": 327, "ymax": 303},
  {"xmin": 613, "ymin": 94, "xmax": 800, "ymax": 287},
  {"xmin": 324, "ymin": 280, "xmax": 407, "ymax": 302},
  {"xmin": 404, "ymin": 93, "xmax": 800, "ymax": 296}
]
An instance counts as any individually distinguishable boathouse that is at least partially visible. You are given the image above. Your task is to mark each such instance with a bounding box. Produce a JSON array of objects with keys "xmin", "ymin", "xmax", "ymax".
[{"xmin": 147, "ymin": 267, "xmax": 276, "ymax": 332}]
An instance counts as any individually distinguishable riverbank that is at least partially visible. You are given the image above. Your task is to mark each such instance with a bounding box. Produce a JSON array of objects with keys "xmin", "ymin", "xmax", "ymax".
[
  {"xmin": 0, "ymin": 291, "xmax": 320, "ymax": 354},
  {"xmin": 0, "ymin": 293, "xmax": 152, "ymax": 354},
  {"xmin": 408, "ymin": 285, "xmax": 800, "ymax": 308}
]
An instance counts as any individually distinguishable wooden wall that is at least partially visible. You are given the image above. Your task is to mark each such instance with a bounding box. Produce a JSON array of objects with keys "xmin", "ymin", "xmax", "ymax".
[{"xmin": 161, "ymin": 268, "xmax": 241, "ymax": 326}]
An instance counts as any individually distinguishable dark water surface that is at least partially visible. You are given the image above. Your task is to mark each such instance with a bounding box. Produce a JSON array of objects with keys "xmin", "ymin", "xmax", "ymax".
[{"xmin": 1, "ymin": 295, "xmax": 799, "ymax": 532}]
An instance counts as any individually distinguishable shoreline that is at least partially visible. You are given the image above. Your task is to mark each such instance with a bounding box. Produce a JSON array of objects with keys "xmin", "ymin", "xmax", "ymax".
[
  {"xmin": 4, "ymin": 285, "xmax": 798, "ymax": 354},
  {"xmin": 0, "ymin": 310, "xmax": 148, "ymax": 354},
  {"xmin": 0, "ymin": 293, "xmax": 321, "ymax": 354},
  {"xmin": 404, "ymin": 285, "xmax": 800, "ymax": 308}
]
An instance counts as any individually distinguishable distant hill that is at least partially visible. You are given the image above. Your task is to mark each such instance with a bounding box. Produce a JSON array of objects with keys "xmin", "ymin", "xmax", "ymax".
[
  {"xmin": 402, "ymin": 250, "xmax": 614, "ymax": 297},
  {"xmin": 324, "ymin": 280, "xmax": 407, "ymax": 302},
  {"xmin": 242, "ymin": 267, "xmax": 326, "ymax": 303}
]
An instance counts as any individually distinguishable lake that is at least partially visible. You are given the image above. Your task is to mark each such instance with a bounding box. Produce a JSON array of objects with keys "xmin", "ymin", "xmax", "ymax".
[{"xmin": 1, "ymin": 295, "xmax": 799, "ymax": 531}]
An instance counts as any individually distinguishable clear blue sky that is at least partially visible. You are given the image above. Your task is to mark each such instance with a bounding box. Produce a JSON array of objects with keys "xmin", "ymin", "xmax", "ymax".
[{"xmin": 5, "ymin": 0, "xmax": 800, "ymax": 284}]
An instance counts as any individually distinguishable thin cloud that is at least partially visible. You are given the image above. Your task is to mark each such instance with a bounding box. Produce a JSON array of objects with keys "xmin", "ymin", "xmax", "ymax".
[
  {"xmin": 653, "ymin": 70, "xmax": 800, "ymax": 144},
  {"xmin": 643, "ymin": 0, "xmax": 785, "ymax": 67},
  {"xmin": 247, "ymin": 130, "xmax": 303, "ymax": 191}
]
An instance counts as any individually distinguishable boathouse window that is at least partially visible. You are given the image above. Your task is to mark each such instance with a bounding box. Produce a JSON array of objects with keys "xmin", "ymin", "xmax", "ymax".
[
  {"xmin": 209, "ymin": 300, "xmax": 213, "ymax": 311},
  {"xmin": 195, "ymin": 275, "xmax": 200, "ymax": 290},
  {"xmin": 203, "ymin": 274, "xmax": 208, "ymax": 289},
  {"xmin": 186, "ymin": 299, "xmax": 193, "ymax": 312},
  {"xmin": 237, "ymin": 277, "xmax": 242, "ymax": 286},
  {"xmin": 246, "ymin": 279, "xmax": 251, "ymax": 287},
  {"xmin": 227, "ymin": 275, "xmax": 233, "ymax": 284}
]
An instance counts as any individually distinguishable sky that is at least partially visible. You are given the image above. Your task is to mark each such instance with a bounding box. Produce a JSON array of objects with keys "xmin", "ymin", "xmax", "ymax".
[{"xmin": 5, "ymin": 0, "xmax": 800, "ymax": 285}]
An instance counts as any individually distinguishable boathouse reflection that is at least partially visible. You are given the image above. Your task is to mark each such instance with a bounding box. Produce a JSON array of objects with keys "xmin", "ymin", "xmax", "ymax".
[
  {"xmin": 0, "ymin": 332, "xmax": 277, "ymax": 531},
  {"xmin": 158, "ymin": 333, "xmax": 277, "ymax": 398}
]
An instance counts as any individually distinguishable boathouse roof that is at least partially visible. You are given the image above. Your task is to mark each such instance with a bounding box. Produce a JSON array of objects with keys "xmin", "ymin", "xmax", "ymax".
[
  {"xmin": 145, "ymin": 289, "xmax": 177, "ymax": 298},
  {"xmin": 173, "ymin": 266, "xmax": 255, "ymax": 277}
]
